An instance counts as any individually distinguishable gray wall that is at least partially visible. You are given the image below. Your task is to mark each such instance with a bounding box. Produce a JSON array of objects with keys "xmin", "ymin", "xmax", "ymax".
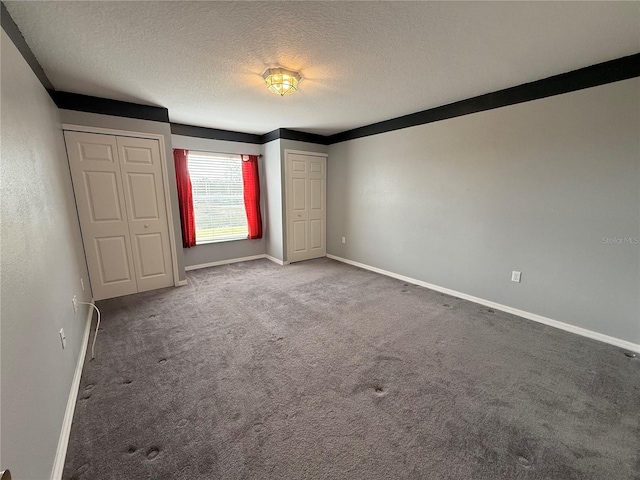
[
  {"xmin": 1, "ymin": 30, "xmax": 92, "ymax": 479},
  {"xmin": 327, "ymin": 78, "xmax": 640, "ymax": 344},
  {"xmin": 264, "ymin": 139, "xmax": 283, "ymax": 260},
  {"xmin": 60, "ymin": 109, "xmax": 186, "ymax": 281},
  {"xmin": 171, "ymin": 135, "xmax": 265, "ymax": 267}
]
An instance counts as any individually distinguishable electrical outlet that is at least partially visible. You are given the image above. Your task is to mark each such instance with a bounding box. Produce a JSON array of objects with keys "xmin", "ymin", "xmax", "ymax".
[
  {"xmin": 80, "ymin": 278, "xmax": 85, "ymax": 291},
  {"xmin": 341, "ymin": 237, "xmax": 346, "ymax": 244},
  {"xmin": 72, "ymin": 295, "xmax": 78, "ymax": 314},
  {"xmin": 59, "ymin": 328, "xmax": 67, "ymax": 349},
  {"xmin": 511, "ymin": 271, "xmax": 522, "ymax": 283}
]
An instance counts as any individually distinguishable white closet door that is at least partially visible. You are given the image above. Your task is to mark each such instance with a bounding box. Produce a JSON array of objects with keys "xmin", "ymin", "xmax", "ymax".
[
  {"xmin": 65, "ymin": 131, "xmax": 137, "ymax": 300},
  {"xmin": 286, "ymin": 152, "xmax": 327, "ymax": 263},
  {"xmin": 307, "ymin": 156, "xmax": 326, "ymax": 258},
  {"xmin": 116, "ymin": 136, "xmax": 174, "ymax": 293}
]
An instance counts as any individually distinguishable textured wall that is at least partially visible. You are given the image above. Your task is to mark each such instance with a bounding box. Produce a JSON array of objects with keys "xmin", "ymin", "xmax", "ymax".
[
  {"xmin": 264, "ymin": 139, "xmax": 283, "ymax": 260},
  {"xmin": 327, "ymin": 79, "xmax": 640, "ymax": 344},
  {"xmin": 171, "ymin": 135, "xmax": 265, "ymax": 267},
  {"xmin": 0, "ymin": 30, "xmax": 91, "ymax": 478}
]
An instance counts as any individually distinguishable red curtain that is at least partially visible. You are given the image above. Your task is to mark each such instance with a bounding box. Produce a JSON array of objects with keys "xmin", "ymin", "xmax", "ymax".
[
  {"xmin": 241, "ymin": 155, "xmax": 262, "ymax": 239},
  {"xmin": 173, "ymin": 149, "xmax": 196, "ymax": 248}
]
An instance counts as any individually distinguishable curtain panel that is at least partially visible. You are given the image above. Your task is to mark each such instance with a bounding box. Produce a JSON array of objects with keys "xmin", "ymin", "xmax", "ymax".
[
  {"xmin": 173, "ymin": 149, "xmax": 196, "ymax": 248},
  {"xmin": 241, "ymin": 155, "xmax": 263, "ymax": 239}
]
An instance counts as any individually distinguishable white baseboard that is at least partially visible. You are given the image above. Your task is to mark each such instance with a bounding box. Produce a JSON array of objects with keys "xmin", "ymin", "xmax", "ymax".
[
  {"xmin": 327, "ymin": 254, "xmax": 640, "ymax": 354},
  {"xmin": 265, "ymin": 255, "xmax": 288, "ymax": 266},
  {"xmin": 185, "ymin": 254, "xmax": 267, "ymax": 271},
  {"xmin": 184, "ymin": 254, "xmax": 292, "ymax": 271},
  {"xmin": 50, "ymin": 300, "xmax": 94, "ymax": 480},
  {"xmin": 177, "ymin": 279, "xmax": 188, "ymax": 286}
]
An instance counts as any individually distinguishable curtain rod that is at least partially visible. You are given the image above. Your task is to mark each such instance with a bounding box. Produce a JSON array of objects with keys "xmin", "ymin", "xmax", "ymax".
[{"xmin": 188, "ymin": 150, "xmax": 263, "ymax": 158}]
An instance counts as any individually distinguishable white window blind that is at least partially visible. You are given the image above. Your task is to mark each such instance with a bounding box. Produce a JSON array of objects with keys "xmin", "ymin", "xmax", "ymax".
[{"xmin": 188, "ymin": 151, "xmax": 248, "ymax": 244}]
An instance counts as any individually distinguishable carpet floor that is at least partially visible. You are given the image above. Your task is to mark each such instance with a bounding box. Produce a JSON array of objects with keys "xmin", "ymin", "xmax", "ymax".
[{"xmin": 63, "ymin": 258, "xmax": 639, "ymax": 480}]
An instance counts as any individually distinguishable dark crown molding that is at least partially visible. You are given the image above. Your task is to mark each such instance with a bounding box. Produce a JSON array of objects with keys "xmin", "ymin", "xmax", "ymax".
[
  {"xmin": 262, "ymin": 128, "xmax": 330, "ymax": 145},
  {"xmin": 3, "ymin": 0, "xmax": 638, "ymax": 147},
  {"xmin": 55, "ymin": 91, "xmax": 169, "ymax": 123},
  {"xmin": 99, "ymin": 52, "xmax": 640, "ymax": 146},
  {"xmin": 261, "ymin": 129, "xmax": 281, "ymax": 144},
  {"xmin": 328, "ymin": 53, "xmax": 640, "ymax": 144},
  {"xmin": 172, "ymin": 125, "xmax": 330, "ymax": 146},
  {"xmin": 278, "ymin": 128, "xmax": 331, "ymax": 145},
  {"xmin": 171, "ymin": 123, "xmax": 263, "ymax": 144}
]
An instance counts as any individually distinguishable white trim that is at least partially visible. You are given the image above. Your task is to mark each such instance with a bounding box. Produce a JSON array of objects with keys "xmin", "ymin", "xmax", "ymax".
[
  {"xmin": 156, "ymin": 133, "xmax": 180, "ymax": 287},
  {"xmin": 177, "ymin": 279, "xmax": 188, "ymax": 286},
  {"xmin": 61, "ymin": 124, "xmax": 181, "ymax": 288},
  {"xmin": 50, "ymin": 301, "xmax": 94, "ymax": 480},
  {"xmin": 195, "ymin": 236, "xmax": 251, "ymax": 246},
  {"xmin": 327, "ymin": 254, "xmax": 640, "ymax": 354},
  {"xmin": 62, "ymin": 124, "xmax": 158, "ymax": 139},
  {"xmin": 283, "ymin": 149, "xmax": 328, "ymax": 158},
  {"xmin": 265, "ymin": 255, "xmax": 289, "ymax": 266},
  {"xmin": 184, "ymin": 254, "xmax": 267, "ymax": 271}
]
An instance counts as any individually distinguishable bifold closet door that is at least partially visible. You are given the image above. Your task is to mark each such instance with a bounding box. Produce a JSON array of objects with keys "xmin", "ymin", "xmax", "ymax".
[
  {"xmin": 65, "ymin": 131, "xmax": 174, "ymax": 300},
  {"xmin": 65, "ymin": 131, "xmax": 138, "ymax": 300},
  {"xmin": 116, "ymin": 136, "xmax": 174, "ymax": 293}
]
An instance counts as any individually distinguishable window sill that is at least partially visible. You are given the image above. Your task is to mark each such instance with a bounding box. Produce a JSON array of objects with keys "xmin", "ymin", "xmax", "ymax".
[{"xmin": 195, "ymin": 237, "xmax": 251, "ymax": 246}]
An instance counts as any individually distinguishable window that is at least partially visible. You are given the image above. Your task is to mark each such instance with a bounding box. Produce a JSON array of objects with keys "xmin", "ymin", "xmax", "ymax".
[{"xmin": 187, "ymin": 151, "xmax": 248, "ymax": 244}]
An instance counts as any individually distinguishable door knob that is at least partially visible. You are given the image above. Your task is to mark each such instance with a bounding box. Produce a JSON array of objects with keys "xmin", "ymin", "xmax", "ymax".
[
  {"xmin": 297, "ymin": 214, "xmax": 301, "ymax": 217},
  {"xmin": 144, "ymin": 224, "xmax": 149, "ymax": 228}
]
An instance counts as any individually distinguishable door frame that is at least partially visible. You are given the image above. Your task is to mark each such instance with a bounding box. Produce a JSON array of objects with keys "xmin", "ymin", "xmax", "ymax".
[
  {"xmin": 283, "ymin": 149, "xmax": 328, "ymax": 263},
  {"xmin": 62, "ymin": 124, "xmax": 181, "ymax": 287}
]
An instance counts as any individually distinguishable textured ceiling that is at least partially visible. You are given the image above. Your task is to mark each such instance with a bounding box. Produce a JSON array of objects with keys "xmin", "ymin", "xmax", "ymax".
[{"xmin": 5, "ymin": 1, "xmax": 640, "ymax": 135}]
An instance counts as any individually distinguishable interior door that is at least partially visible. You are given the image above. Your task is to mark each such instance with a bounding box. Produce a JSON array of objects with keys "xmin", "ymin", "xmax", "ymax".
[
  {"xmin": 64, "ymin": 131, "xmax": 138, "ymax": 300},
  {"xmin": 286, "ymin": 152, "xmax": 327, "ymax": 263},
  {"xmin": 117, "ymin": 136, "xmax": 174, "ymax": 293}
]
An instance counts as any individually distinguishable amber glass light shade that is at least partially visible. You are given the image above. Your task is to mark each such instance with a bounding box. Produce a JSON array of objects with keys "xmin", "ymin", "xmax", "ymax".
[{"xmin": 262, "ymin": 68, "xmax": 301, "ymax": 96}]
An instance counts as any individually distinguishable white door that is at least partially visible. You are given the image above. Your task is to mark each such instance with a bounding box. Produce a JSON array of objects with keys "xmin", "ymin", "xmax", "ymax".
[
  {"xmin": 65, "ymin": 131, "xmax": 174, "ymax": 300},
  {"xmin": 286, "ymin": 152, "xmax": 327, "ymax": 263},
  {"xmin": 65, "ymin": 131, "xmax": 138, "ymax": 300},
  {"xmin": 116, "ymin": 136, "xmax": 174, "ymax": 293}
]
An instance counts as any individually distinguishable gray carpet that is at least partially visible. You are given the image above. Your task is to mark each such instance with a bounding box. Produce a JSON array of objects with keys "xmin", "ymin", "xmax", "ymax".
[{"xmin": 63, "ymin": 258, "xmax": 639, "ymax": 480}]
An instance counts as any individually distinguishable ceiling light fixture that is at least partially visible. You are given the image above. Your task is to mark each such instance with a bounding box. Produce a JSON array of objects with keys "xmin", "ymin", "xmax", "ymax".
[{"xmin": 262, "ymin": 68, "xmax": 301, "ymax": 96}]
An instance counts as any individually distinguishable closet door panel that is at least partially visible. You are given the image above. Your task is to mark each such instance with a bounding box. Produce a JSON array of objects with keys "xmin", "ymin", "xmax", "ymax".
[
  {"xmin": 83, "ymin": 171, "xmax": 123, "ymax": 222},
  {"xmin": 117, "ymin": 136, "xmax": 174, "ymax": 292},
  {"xmin": 64, "ymin": 131, "xmax": 138, "ymax": 300},
  {"xmin": 135, "ymin": 233, "xmax": 167, "ymax": 277},
  {"xmin": 94, "ymin": 236, "xmax": 134, "ymax": 284},
  {"xmin": 126, "ymin": 173, "xmax": 159, "ymax": 219}
]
